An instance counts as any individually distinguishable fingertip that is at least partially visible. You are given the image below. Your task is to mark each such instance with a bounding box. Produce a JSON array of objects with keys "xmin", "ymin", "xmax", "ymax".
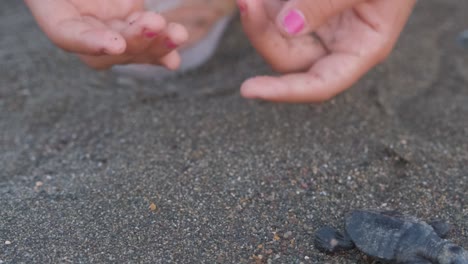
[
  {"xmin": 239, "ymin": 0, "xmax": 268, "ymax": 30},
  {"xmin": 81, "ymin": 29, "xmax": 126, "ymax": 55},
  {"xmin": 166, "ymin": 23, "xmax": 189, "ymax": 46},
  {"xmin": 240, "ymin": 76, "xmax": 282, "ymax": 100},
  {"xmin": 241, "ymin": 75, "xmax": 330, "ymax": 103},
  {"xmin": 137, "ymin": 12, "xmax": 167, "ymax": 36},
  {"xmin": 240, "ymin": 79, "xmax": 257, "ymax": 99},
  {"xmin": 159, "ymin": 51, "xmax": 181, "ymax": 71},
  {"xmin": 120, "ymin": 12, "xmax": 167, "ymax": 46},
  {"xmin": 103, "ymin": 33, "xmax": 126, "ymax": 55}
]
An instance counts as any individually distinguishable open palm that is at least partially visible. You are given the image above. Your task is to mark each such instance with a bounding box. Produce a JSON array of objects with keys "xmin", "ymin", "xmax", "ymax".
[
  {"xmin": 25, "ymin": 0, "xmax": 188, "ymax": 69},
  {"xmin": 240, "ymin": 0, "xmax": 417, "ymax": 102}
]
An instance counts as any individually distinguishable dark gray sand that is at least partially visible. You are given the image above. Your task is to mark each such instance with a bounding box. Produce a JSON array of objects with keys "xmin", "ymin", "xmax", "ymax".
[{"xmin": 1, "ymin": 0, "xmax": 467, "ymax": 263}]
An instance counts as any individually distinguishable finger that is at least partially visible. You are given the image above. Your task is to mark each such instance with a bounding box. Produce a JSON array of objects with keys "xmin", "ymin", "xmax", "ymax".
[
  {"xmin": 79, "ymin": 52, "xmax": 132, "ymax": 70},
  {"xmin": 163, "ymin": 22, "xmax": 189, "ymax": 50},
  {"xmin": 57, "ymin": 18, "xmax": 127, "ymax": 55},
  {"xmin": 238, "ymin": 0, "xmax": 282, "ymax": 51},
  {"xmin": 276, "ymin": 0, "xmax": 367, "ymax": 36},
  {"xmin": 149, "ymin": 22, "xmax": 188, "ymax": 58},
  {"xmin": 79, "ymin": 49, "xmax": 179, "ymax": 70},
  {"xmin": 241, "ymin": 52, "xmax": 375, "ymax": 102},
  {"xmin": 120, "ymin": 11, "xmax": 167, "ymax": 54},
  {"xmin": 162, "ymin": 6, "xmax": 219, "ymax": 46},
  {"xmin": 24, "ymin": 0, "xmax": 126, "ymax": 55},
  {"xmin": 157, "ymin": 51, "xmax": 182, "ymax": 71},
  {"xmin": 79, "ymin": 48, "xmax": 170, "ymax": 70},
  {"xmin": 239, "ymin": 0, "xmax": 327, "ymax": 73},
  {"xmin": 79, "ymin": 22, "xmax": 187, "ymax": 70}
]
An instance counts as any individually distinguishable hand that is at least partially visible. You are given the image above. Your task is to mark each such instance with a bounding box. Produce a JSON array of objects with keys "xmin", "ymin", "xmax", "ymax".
[
  {"xmin": 24, "ymin": 0, "xmax": 188, "ymax": 70},
  {"xmin": 238, "ymin": 0, "xmax": 417, "ymax": 102}
]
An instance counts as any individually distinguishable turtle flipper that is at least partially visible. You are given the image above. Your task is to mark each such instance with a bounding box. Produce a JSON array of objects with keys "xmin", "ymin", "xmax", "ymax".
[
  {"xmin": 428, "ymin": 219, "xmax": 452, "ymax": 239},
  {"xmin": 314, "ymin": 226, "xmax": 355, "ymax": 253}
]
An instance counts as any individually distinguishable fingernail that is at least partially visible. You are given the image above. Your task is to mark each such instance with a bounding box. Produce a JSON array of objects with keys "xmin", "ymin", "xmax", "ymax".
[
  {"xmin": 143, "ymin": 30, "xmax": 158, "ymax": 38},
  {"xmin": 282, "ymin": 9, "xmax": 305, "ymax": 35},
  {"xmin": 165, "ymin": 39, "xmax": 178, "ymax": 49}
]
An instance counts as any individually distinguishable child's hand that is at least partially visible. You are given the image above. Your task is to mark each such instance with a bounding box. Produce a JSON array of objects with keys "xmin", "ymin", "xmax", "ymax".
[
  {"xmin": 238, "ymin": 0, "xmax": 417, "ymax": 102},
  {"xmin": 25, "ymin": 0, "xmax": 188, "ymax": 70}
]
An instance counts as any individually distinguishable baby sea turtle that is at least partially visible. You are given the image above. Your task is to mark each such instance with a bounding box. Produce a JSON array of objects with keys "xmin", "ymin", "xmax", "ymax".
[{"xmin": 314, "ymin": 210, "xmax": 468, "ymax": 264}]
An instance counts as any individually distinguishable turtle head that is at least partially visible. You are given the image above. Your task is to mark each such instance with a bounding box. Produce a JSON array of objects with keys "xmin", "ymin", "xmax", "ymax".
[{"xmin": 437, "ymin": 244, "xmax": 468, "ymax": 264}]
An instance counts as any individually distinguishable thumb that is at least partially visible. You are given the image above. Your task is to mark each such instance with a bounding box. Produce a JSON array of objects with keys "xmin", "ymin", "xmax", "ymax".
[{"xmin": 276, "ymin": 0, "xmax": 367, "ymax": 36}]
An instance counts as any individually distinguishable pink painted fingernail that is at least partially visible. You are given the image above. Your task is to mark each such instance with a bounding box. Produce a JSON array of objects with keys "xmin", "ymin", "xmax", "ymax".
[
  {"xmin": 237, "ymin": 0, "xmax": 247, "ymax": 15},
  {"xmin": 282, "ymin": 9, "xmax": 305, "ymax": 35},
  {"xmin": 143, "ymin": 30, "xmax": 158, "ymax": 38},
  {"xmin": 165, "ymin": 39, "xmax": 178, "ymax": 49}
]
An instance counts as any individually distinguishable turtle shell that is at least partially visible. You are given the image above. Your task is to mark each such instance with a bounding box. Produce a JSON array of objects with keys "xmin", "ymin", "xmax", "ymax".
[{"xmin": 345, "ymin": 210, "xmax": 422, "ymax": 261}]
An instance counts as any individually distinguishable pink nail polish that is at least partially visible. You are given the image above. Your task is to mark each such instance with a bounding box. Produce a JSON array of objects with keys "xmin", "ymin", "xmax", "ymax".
[
  {"xmin": 282, "ymin": 9, "xmax": 305, "ymax": 35},
  {"xmin": 237, "ymin": 0, "xmax": 247, "ymax": 15},
  {"xmin": 144, "ymin": 31, "xmax": 158, "ymax": 38},
  {"xmin": 165, "ymin": 39, "xmax": 178, "ymax": 49}
]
